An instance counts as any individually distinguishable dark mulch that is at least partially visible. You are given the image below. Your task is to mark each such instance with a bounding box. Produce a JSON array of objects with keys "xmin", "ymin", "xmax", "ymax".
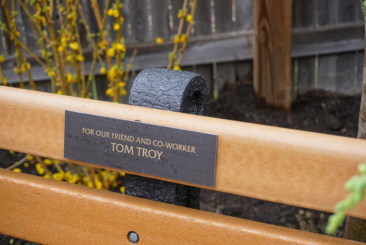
[
  {"xmin": 199, "ymin": 79, "xmax": 361, "ymax": 238},
  {"xmin": 0, "ymin": 79, "xmax": 362, "ymax": 243}
]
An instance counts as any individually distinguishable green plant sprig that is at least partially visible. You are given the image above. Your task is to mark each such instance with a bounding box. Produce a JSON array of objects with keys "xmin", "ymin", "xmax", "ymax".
[{"xmin": 326, "ymin": 162, "xmax": 366, "ymax": 235}]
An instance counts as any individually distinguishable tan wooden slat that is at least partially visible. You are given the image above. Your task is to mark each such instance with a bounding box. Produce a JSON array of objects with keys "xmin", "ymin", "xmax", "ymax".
[
  {"xmin": 0, "ymin": 169, "xmax": 362, "ymax": 245},
  {"xmin": 1, "ymin": 87, "xmax": 366, "ymax": 219}
]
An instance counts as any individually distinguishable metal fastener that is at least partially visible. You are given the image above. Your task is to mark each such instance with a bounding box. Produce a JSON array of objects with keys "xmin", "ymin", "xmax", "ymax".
[{"xmin": 128, "ymin": 231, "xmax": 139, "ymax": 244}]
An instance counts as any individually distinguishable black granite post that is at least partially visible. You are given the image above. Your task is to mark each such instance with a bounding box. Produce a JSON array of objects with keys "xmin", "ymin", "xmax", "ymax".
[{"xmin": 125, "ymin": 68, "xmax": 210, "ymax": 209}]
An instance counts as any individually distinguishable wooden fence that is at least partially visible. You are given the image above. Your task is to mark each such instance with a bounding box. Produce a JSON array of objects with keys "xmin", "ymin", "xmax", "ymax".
[
  {"xmin": 0, "ymin": 0, "xmax": 364, "ymax": 102},
  {"xmin": 1, "ymin": 86, "xmax": 366, "ymax": 244}
]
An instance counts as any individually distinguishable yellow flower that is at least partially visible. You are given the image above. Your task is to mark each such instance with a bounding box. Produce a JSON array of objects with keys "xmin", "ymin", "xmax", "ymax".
[
  {"xmin": 118, "ymin": 82, "xmax": 126, "ymax": 87},
  {"xmin": 186, "ymin": 14, "xmax": 193, "ymax": 22},
  {"xmin": 25, "ymin": 63, "xmax": 31, "ymax": 70},
  {"xmin": 53, "ymin": 171, "xmax": 65, "ymax": 181},
  {"xmin": 156, "ymin": 37, "xmax": 164, "ymax": 44},
  {"xmin": 76, "ymin": 54, "xmax": 84, "ymax": 62},
  {"xmin": 26, "ymin": 154, "xmax": 34, "ymax": 161},
  {"xmin": 96, "ymin": 180, "xmax": 103, "ymax": 189},
  {"xmin": 173, "ymin": 66, "xmax": 181, "ymax": 70},
  {"xmin": 43, "ymin": 159, "xmax": 53, "ymax": 165},
  {"xmin": 24, "ymin": 163, "xmax": 29, "ymax": 168},
  {"xmin": 87, "ymin": 182, "xmax": 93, "ymax": 188},
  {"xmin": 100, "ymin": 67, "xmax": 106, "ymax": 74},
  {"xmin": 57, "ymin": 46, "xmax": 64, "ymax": 52},
  {"xmin": 56, "ymin": 90, "xmax": 63, "ymax": 95},
  {"xmin": 180, "ymin": 34, "xmax": 187, "ymax": 43},
  {"xmin": 115, "ymin": 43, "xmax": 126, "ymax": 52},
  {"xmin": 177, "ymin": 11, "xmax": 184, "ymax": 19},
  {"xmin": 107, "ymin": 8, "xmax": 114, "ymax": 16},
  {"xmin": 113, "ymin": 10, "xmax": 120, "ymax": 18},
  {"xmin": 35, "ymin": 163, "xmax": 45, "ymax": 175},
  {"xmin": 61, "ymin": 36, "xmax": 68, "ymax": 44},
  {"xmin": 114, "ymin": 23, "xmax": 120, "ymax": 31},
  {"xmin": 98, "ymin": 40, "xmax": 108, "ymax": 49},
  {"xmin": 119, "ymin": 172, "xmax": 125, "ymax": 177},
  {"xmin": 112, "ymin": 181, "xmax": 118, "ymax": 188},
  {"xmin": 66, "ymin": 72, "xmax": 73, "ymax": 83},
  {"xmin": 43, "ymin": 173, "xmax": 52, "ymax": 179},
  {"xmin": 119, "ymin": 89, "xmax": 127, "ymax": 96},
  {"xmin": 69, "ymin": 42, "xmax": 79, "ymax": 51},
  {"xmin": 66, "ymin": 55, "xmax": 73, "ymax": 62},
  {"xmin": 54, "ymin": 160, "xmax": 61, "ymax": 164},
  {"xmin": 1, "ymin": 78, "xmax": 7, "ymax": 86},
  {"xmin": 0, "ymin": 55, "xmax": 4, "ymax": 63},
  {"xmin": 14, "ymin": 67, "xmax": 19, "ymax": 74},
  {"xmin": 120, "ymin": 186, "xmax": 125, "ymax": 194},
  {"xmin": 106, "ymin": 88, "xmax": 113, "ymax": 97},
  {"xmin": 13, "ymin": 168, "xmax": 22, "ymax": 173},
  {"xmin": 47, "ymin": 70, "xmax": 56, "ymax": 77},
  {"xmin": 173, "ymin": 35, "xmax": 180, "ymax": 44},
  {"xmin": 107, "ymin": 47, "xmax": 115, "ymax": 57}
]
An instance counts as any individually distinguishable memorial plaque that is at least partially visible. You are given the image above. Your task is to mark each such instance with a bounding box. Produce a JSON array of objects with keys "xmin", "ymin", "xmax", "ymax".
[{"xmin": 64, "ymin": 111, "xmax": 218, "ymax": 187}]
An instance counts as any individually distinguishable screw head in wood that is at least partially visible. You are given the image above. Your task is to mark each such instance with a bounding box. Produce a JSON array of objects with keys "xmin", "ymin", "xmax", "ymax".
[{"xmin": 128, "ymin": 231, "xmax": 139, "ymax": 244}]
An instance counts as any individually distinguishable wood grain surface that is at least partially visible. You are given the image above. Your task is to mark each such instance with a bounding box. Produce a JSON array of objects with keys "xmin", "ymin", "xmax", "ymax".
[
  {"xmin": 0, "ymin": 168, "xmax": 362, "ymax": 245},
  {"xmin": 1, "ymin": 87, "xmax": 366, "ymax": 219},
  {"xmin": 254, "ymin": 0, "xmax": 292, "ymax": 112}
]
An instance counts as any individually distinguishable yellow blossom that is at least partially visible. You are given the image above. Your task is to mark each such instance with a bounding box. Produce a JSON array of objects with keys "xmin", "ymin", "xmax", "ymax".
[
  {"xmin": 173, "ymin": 66, "xmax": 181, "ymax": 71},
  {"xmin": 44, "ymin": 159, "xmax": 53, "ymax": 165},
  {"xmin": 120, "ymin": 186, "xmax": 125, "ymax": 194},
  {"xmin": 43, "ymin": 173, "xmax": 52, "ymax": 179},
  {"xmin": 0, "ymin": 55, "xmax": 4, "ymax": 63},
  {"xmin": 53, "ymin": 171, "xmax": 65, "ymax": 181},
  {"xmin": 180, "ymin": 34, "xmax": 187, "ymax": 43},
  {"xmin": 25, "ymin": 63, "xmax": 31, "ymax": 70},
  {"xmin": 186, "ymin": 14, "xmax": 193, "ymax": 22},
  {"xmin": 106, "ymin": 88, "xmax": 113, "ymax": 96},
  {"xmin": 119, "ymin": 172, "xmax": 125, "ymax": 177},
  {"xmin": 98, "ymin": 40, "xmax": 108, "ymax": 49},
  {"xmin": 26, "ymin": 155, "xmax": 34, "ymax": 161},
  {"xmin": 14, "ymin": 67, "xmax": 19, "ymax": 74},
  {"xmin": 114, "ymin": 23, "xmax": 120, "ymax": 31},
  {"xmin": 1, "ymin": 78, "xmax": 7, "ymax": 86},
  {"xmin": 119, "ymin": 89, "xmax": 127, "ymax": 96},
  {"xmin": 76, "ymin": 54, "xmax": 84, "ymax": 62},
  {"xmin": 173, "ymin": 35, "xmax": 180, "ymax": 44},
  {"xmin": 48, "ymin": 70, "xmax": 56, "ymax": 77},
  {"xmin": 35, "ymin": 163, "xmax": 45, "ymax": 175},
  {"xmin": 13, "ymin": 168, "xmax": 22, "ymax": 173},
  {"xmin": 96, "ymin": 180, "xmax": 103, "ymax": 189},
  {"xmin": 57, "ymin": 46, "xmax": 64, "ymax": 52},
  {"xmin": 113, "ymin": 10, "xmax": 120, "ymax": 18},
  {"xmin": 56, "ymin": 90, "xmax": 63, "ymax": 95},
  {"xmin": 87, "ymin": 181, "xmax": 93, "ymax": 188},
  {"xmin": 107, "ymin": 48, "xmax": 116, "ymax": 57},
  {"xmin": 24, "ymin": 163, "xmax": 29, "ymax": 168},
  {"xmin": 112, "ymin": 181, "xmax": 118, "ymax": 188},
  {"xmin": 69, "ymin": 42, "xmax": 79, "ymax": 51},
  {"xmin": 61, "ymin": 36, "xmax": 68, "ymax": 44},
  {"xmin": 156, "ymin": 37, "xmax": 164, "ymax": 44},
  {"xmin": 66, "ymin": 55, "xmax": 73, "ymax": 62},
  {"xmin": 107, "ymin": 8, "xmax": 114, "ymax": 16},
  {"xmin": 115, "ymin": 43, "xmax": 126, "ymax": 52},
  {"xmin": 66, "ymin": 72, "xmax": 73, "ymax": 83},
  {"xmin": 100, "ymin": 67, "xmax": 106, "ymax": 74},
  {"xmin": 54, "ymin": 160, "xmax": 61, "ymax": 164},
  {"xmin": 118, "ymin": 82, "xmax": 126, "ymax": 87}
]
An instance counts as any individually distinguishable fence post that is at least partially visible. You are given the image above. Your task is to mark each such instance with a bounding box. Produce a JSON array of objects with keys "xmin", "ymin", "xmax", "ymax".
[
  {"xmin": 253, "ymin": 0, "xmax": 292, "ymax": 112},
  {"xmin": 124, "ymin": 68, "xmax": 210, "ymax": 209}
]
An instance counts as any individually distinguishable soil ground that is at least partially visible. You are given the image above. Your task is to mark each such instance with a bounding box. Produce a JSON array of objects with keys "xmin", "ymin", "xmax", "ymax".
[{"xmin": 0, "ymin": 79, "xmax": 362, "ymax": 243}]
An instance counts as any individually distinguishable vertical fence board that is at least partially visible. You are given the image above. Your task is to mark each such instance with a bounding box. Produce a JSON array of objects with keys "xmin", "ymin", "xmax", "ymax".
[
  {"xmin": 318, "ymin": 54, "xmax": 337, "ymax": 92},
  {"xmin": 214, "ymin": 0, "xmax": 233, "ymax": 33},
  {"xmin": 357, "ymin": 51, "xmax": 364, "ymax": 94},
  {"xmin": 171, "ymin": 0, "xmax": 186, "ymax": 37},
  {"xmin": 297, "ymin": 56, "xmax": 315, "ymax": 95},
  {"xmin": 335, "ymin": 52, "xmax": 357, "ymax": 95},
  {"xmin": 193, "ymin": 0, "xmax": 212, "ymax": 36},
  {"xmin": 317, "ymin": 0, "xmax": 338, "ymax": 26},
  {"xmin": 291, "ymin": 58, "xmax": 297, "ymax": 101},
  {"xmin": 151, "ymin": 0, "xmax": 170, "ymax": 40},
  {"xmin": 234, "ymin": 0, "xmax": 253, "ymax": 31},
  {"xmin": 292, "ymin": 0, "xmax": 317, "ymax": 28},
  {"xmin": 216, "ymin": 61, "xmax": 235, "ymax": 95},
  {"xmin": 338, "ymin": 0, "xmax": 361, "ymax": 23},
  {"xmin": 19, "ymin": 2, "xmax": 38, "ymax": 52},
  {"xmin": 35, "ymin": 80, "xmax": 52, "ymax": 93},
  {"xmin": 129, "ymin": 0, "xmax": 150, "ymax": 42},
  {"xmin": 196, "ymin": 64, "xmax": 214, "ymax": 98}
]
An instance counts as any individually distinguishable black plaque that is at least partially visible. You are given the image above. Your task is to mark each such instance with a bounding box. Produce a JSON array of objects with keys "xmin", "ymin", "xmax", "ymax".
[{"xmin": 64, "ymin": 111, "xmax": 218, "ymax": 187}]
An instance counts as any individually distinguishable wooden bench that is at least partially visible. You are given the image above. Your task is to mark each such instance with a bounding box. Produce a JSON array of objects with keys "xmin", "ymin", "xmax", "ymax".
[{"xmin": 0, "ymin": 86, "xmax": 365, "ymax": 244}]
